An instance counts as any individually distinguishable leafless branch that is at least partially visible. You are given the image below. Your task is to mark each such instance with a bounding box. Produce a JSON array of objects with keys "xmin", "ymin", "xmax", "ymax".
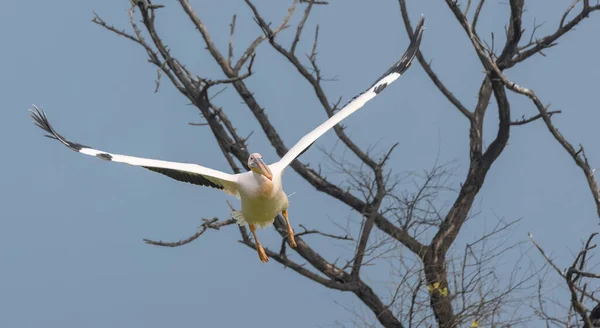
[
  {"xmin": 561, "ymin": 0, "xmax": 581, "ymax": 28},
  {"xmin": 202, "ymin": 53, "xmax": 256, "ymax": 92},
  {"xmin": 240, "ymin": 237, "xmax": 351, "ymax": 291},
  {"xmin": 291, "ymin": 0, "xmax": 314, "ymax": 54},
  {"xmin": 233, "ymin": 0, "xmax": 298, "ymax": 73},
  {"xmin": 472, "ymin": 0, "xmax": 486, "ymax": 30},
  {"xmin": 506, "ymin": 2, "xmax": 600, "ymax": 68},
  {"xmin": 228, "ymin": 14, "xmax": 236, "ymax": 66},
  {"xmin": 299, "ymin": 0, "xmax": 328, "ymax": 4},
  {"xmin": 510, "ymin": 110, "xmax": 561, "ymax": 126},
  {"xmin": 489, "ymin": 65, "xmax": 600, "ymax": 218},
  {"xmin": 296, "ymin": 224, "xmax": 353, "ymax": 241},
  {"xmin": 188, "ymin": 122, "xmax": 209, "ymax": 126},
  {"xmin": 398, "ymin": 0, "xmax": 472, "ymax": 119},
  {"xmin": 92, "ymin": 12, "xmax": 140, "ymax": 44},
  {"xmin": 144, "ymin": 218, "xmax": 236, "ymax": 247},
  {"xmin": 529, "ymin": 232, "xmax": 600, "ymax": 303},
  {"xmin": 178, "ymin": 0, "xmax": 231, "ymax": 74},
  {"xmin": 564, "ymin": 233, "xmax": 600, "ymax": 328},
  {"xmin": 351, "ymin": 178, "xmax": 385, "ymax": 279}
]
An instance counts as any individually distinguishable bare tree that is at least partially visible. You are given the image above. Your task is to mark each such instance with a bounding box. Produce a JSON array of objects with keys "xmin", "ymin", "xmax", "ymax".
[
  {"xmin": 62, "ymin": 0, "xmax": 600, "ymax": 327},
  {"xmin": 530, "ymin": 232, "xmax": 600, "ymax": 327}
]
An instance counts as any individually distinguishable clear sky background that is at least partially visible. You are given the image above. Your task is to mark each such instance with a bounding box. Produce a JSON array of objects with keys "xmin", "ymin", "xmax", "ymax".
[{"xmin": 2, "ymin": 1, "xmax": 600, "ymax": 327}]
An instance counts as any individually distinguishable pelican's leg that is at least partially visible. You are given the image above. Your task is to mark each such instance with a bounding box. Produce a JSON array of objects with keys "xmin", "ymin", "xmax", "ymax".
[
  {"xmin": 249, "ymin": 223, "xmax": 269, "ymax": 263},
  {"xmin": 282, "ymin": 209, "xmax": 297, "ymax": 248}
]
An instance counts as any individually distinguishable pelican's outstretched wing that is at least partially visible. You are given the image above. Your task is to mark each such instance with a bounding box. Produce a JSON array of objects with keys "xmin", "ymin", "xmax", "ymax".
[
  {"xmin": 271, "ymin": 16, "xmax": 425, "ymax": 172},
  {"xmin": 30, "ymin": 106, "xmax": 240, "ymax": 197}
]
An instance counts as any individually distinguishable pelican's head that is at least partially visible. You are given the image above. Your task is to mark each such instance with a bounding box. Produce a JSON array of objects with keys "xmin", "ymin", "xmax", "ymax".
[{"xmin": 248, "ymin": 153, "xmax": 272, "ymax": 181}]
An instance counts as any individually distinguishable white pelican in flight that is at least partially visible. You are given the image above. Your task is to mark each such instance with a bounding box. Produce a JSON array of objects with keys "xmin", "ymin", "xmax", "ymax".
[{"xmin": 30, "ymin": 17, "xmax": 424, "ymax": 263}]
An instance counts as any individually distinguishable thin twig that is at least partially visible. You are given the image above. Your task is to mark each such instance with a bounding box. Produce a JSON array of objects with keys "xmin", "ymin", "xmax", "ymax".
[
  {"xmin": 296, "ymin": 224, "xmax": 353, "ymax": 240},
  {"xmin": 228, "ymin": 14, "xmax": 237, "ymax": 66},
  {"xmin": 528, "ymin": 232, "xmax": 600, "ymax": 302},
  {"xmin": 398, "ymin": 1, "xmax": 472, "ymax": 119},
  {"xmin": 473, "ymin": 0, "xmax": 486, "ymax": 30},
  {"xmin": 510, "ymin": 110, "xmax": 561, "ymax": 126},
  {"xmin": 233, "ymin": 0, "xmax": 299, "ymax": 73},
  {"xmin": 144, "ymin": 218, "xmax": 236, "ymax": 247},
  {"xmin": 291, "ymin": 0, "xmax": 314, "ymax": 54},
  {"xmin": 560, "ymin": 0, "xmax": 580, "ymax": 28}
]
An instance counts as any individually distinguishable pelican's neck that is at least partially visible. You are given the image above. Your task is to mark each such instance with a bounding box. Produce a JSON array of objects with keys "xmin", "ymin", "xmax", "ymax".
[
  {"xmin": 253, "ymin": 172, "xmax": 276, "ymax": 197},
  {"xmin": 252, "ymin": 171, "xmax": 269, "ymax": 182}
]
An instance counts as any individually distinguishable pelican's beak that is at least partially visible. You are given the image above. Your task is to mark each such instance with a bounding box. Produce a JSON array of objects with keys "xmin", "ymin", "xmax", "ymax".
[{"xmin": 250, "ymin": 157, "xmax": 273, "ymax": 180}]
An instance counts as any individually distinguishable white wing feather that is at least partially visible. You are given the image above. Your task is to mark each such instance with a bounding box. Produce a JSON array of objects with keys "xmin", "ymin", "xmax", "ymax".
[
  {"xmin": 271, "ymin": 17, "xmax": 425, "ymax": 172},
  {"xmin": 30, "ymin": 106, "xmax": 240, "ymax": 197}
]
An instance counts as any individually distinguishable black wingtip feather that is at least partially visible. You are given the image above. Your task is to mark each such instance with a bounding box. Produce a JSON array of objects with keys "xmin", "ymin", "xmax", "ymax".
[
  {"xmin": 29, "ymin": 106, "xmax": 227, "ymax": 190},
  {"xmin": 143, "ymin": 166, "xmax": 224, "ymax": 190},
  {"xmin": 29, "ymin": 105, "xmax": 89, "ymax": 151},
  {"xmin": 30, "ymin": 108, "xmax": 55, "ymax": 139},
  {"xmin": 366, "ymin": 16, "xmax": 426, "ymax": 97},
  {"xmin": 388, "ymin": 15, "xmax": 425, "ymax": 76}
]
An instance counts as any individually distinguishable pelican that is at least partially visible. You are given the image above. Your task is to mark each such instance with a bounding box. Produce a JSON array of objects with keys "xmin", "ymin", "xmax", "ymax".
[{"xmin": 30, "ymin": 17, "xmax": 424, "ymax": 263}]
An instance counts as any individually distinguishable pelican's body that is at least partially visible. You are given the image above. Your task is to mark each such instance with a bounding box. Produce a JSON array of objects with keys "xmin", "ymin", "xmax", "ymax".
[
  {"xmin": 237, "ymin": 169, "xmax": 287, "ymax": 228},
  {"xmin": 29, "ymin": 18, "xmax": 425, "ymax": 263}
]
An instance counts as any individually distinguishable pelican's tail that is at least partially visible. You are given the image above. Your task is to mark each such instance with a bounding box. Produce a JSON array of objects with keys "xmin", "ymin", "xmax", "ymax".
[
  {"xmin": 231, "ymin": 210, "xmax": 247, "ymax": 226},
  {"xmin": 230, "ymin": 210, "xmax": 275, "ymax": 228}
]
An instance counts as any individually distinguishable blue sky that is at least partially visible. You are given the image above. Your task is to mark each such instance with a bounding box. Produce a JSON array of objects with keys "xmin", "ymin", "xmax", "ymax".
[{"xmin": 2, "ymin": 0, "xmax": 600, "ymax": 327}]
